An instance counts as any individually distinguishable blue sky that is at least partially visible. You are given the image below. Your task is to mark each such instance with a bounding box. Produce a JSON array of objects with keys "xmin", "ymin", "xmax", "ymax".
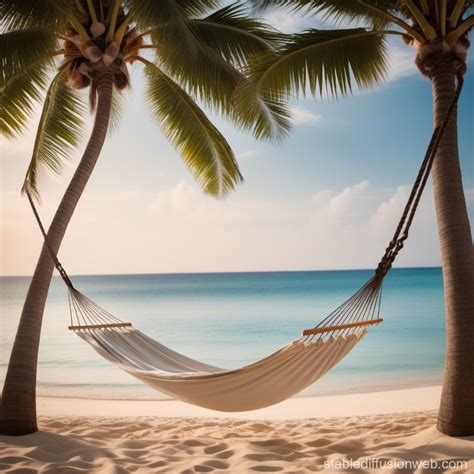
[{"xmin": 1, "ymin": 7, "xmax": 473, "ymax": 276}]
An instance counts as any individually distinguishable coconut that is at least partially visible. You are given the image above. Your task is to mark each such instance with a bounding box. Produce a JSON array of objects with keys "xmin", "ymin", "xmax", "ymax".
[{"xmin": 90, "ymin": 22, "xmax": 106, "ymax": 38}]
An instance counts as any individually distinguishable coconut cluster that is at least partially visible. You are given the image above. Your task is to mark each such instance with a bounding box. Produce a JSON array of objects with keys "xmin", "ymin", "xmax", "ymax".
[{"xmin": 60, "ymin": 9, "xmax": 143, "ymax": 94}]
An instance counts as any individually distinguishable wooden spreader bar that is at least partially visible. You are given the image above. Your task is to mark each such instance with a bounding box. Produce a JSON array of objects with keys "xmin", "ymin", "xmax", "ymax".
[
  {"xmin": 302, "ymin": 318, "xmax": 383, "ymax": 336},
  {"xmin": 68, "ymin": 322, "xmax": 133, "ymax": 331}
]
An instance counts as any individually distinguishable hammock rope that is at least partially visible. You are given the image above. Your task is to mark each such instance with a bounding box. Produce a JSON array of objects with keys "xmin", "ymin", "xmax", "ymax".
[{"xmin": 21, "ymin": 73, "xmax": 463, "ymax": 411}]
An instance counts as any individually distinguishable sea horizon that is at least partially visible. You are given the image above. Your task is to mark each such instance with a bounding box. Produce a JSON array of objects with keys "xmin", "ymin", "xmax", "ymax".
[{"xmin": 0, "ymin": 264, "xmax": 443, "ymax": 279}]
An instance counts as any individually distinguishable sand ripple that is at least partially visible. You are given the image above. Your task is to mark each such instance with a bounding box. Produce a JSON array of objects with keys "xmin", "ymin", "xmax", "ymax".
[{"xmin": 1, "ymin": 411, "xmax": 473, "ymax": 473}]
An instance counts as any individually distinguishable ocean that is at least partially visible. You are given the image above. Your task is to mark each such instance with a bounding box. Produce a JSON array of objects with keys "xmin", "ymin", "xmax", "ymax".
[{"xmin": 0, "ymin": 268, "xmax": 446, "ymax": 400}]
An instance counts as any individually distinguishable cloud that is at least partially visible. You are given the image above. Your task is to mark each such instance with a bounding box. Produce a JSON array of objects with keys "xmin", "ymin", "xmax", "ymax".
[
  {"xmin": 387, "ymin": 44, "xmax": 417, "ymax": 81},
  {"xmin": 290, "ymin": 107, "xmax": 324, "ymax": 126},
  {"xmin": 237, "ymin": 149, "xmax": 261, "ymax": 160},
  {"xmin": 370, "ymin": 185, "xmax": 410, "ymax": 230},
  {"xmin": 149, "ymin": 181, "xmax": 201, "ymax": 215},
  {"xmin": 263, "ymin": 8, "xmax": 312, "ymax": 33},
  {"xmin": 4, "ymin": 175, "xmax": 470, "ymax": 276}
]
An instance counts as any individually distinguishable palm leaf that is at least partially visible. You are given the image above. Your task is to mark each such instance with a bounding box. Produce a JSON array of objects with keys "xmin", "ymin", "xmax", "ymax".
[
  {"xmin": 22, "ymin": 70, "xmax": 85, "ymax": 200},
  {"xmin": 125, "ymin": 0, "xmax": 194, "ymax": 34},
  {"xmin": 0, "ymin": 0, "xmax": 71, "ymax": 31},
  {"xmin": 243, "ymin": 28, "xmax": 388, "ymax": 99},
  {"xmin": 138, "ymin": 1, "xmax": 289, "ymax": 139},
  {"xmin": 0, "ymin": 67, "xmax": 51, "ymax": 138},
  {"xmin": 0, "ymin": 29, "xmax": 58, "ymax": 137},
  {"xmin": 153, "ymin": 38, "xmax": 239, "ymax": 115},
  {"xmin": 138, "ymin": 0, "xmax": 208, "ymax": 75},
  {"xmin": 0, "ymin": 29, "xmax": 57, "ymax": 87},
  {"xmin": 156, "ymin": 45, "xmax": 290, "ymax": 141},
  {"xmin": 175, "ymin": 0, "xmax": 221, "ymax": 17},
  {"xmin": 151, "ymin": 8, "xmax": 291, "ymax": 141},
  {"xmin": 251, "ymin": 0, "xmax": 405, "ymax": 29},
  {"xmin": 108, "ymin": 89, "xmax": 125, "ymax": 135},
  {"xmin": 142, "ymin": 59, "xmax": 243, "ymax": 197},
  {"xmin": 190, "ymin": 2, "xmax": 284, "ymax": 68},
  {"xmin": 232, "ymin": 78, "xmax": 291, "ymax": 140}
]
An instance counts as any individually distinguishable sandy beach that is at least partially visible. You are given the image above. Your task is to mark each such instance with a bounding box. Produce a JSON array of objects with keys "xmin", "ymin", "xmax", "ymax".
[{"xmin": 2, "ymin": 386, "xmax": 473, "ymax": 473}]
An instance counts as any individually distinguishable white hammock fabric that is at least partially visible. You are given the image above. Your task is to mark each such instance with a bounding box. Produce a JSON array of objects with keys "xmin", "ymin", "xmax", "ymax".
[{"xmin": 76, "ymin": 326, "xmax": 367, "ymax": 411}]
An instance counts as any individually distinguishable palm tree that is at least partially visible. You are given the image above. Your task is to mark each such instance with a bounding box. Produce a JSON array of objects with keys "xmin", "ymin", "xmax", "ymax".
[
  {"xmin": 0, "ymin": 0, "xmax": 290, "ymax": 436},
  {"xmin": 248, "ymin": 0, "xmax": 473, "ymax": 436}
]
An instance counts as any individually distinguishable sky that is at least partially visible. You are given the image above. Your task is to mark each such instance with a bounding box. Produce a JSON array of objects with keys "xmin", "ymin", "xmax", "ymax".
[{"xmin": 1, "ymin": 6, "xmax": 473, "ymax": 276}]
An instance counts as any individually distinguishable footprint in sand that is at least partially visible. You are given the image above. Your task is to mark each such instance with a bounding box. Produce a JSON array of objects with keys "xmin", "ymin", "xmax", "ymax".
[
  {"xmin": 193, "ymin": 459, "xmax": 230, "ymax": 472},
  {"xmin": 306, "ymin": 437, "xmax": 333, "ymax": 448},
  {"xmin": 215, "ymin": 449, "xmax": 234, "ymax": 460},
  {"xmin": 118, "ymin": 440, "xmax": 148, "ymax": 449},
  {"xmin": 204, "ymin": 443, "xmax": 228, "ymax": 455},
  {"xmin": 194, "ymin": 465, "xmax": 214, "ymax": 472},
  {"xmin": 250, "ymin": 423, "xmax": 272, "ymax": 431},
  {"xmin": 183, "ymin": 439, "xmax": 207, "ymax": 447},
  {"xmin": 204, "ymin": 460, "xmax": 229, "ymax": 469}
]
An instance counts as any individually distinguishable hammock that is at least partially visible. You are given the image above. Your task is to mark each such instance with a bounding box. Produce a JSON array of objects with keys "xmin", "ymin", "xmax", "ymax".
[{"xmin": 27, "ymin": 75, "xmax": 463, "ymax": 412}]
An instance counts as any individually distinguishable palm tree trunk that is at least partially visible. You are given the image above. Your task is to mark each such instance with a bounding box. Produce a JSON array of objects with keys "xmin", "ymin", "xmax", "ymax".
[
  {"xmin": 431, "ymin": 67, "xmax": 474, "ymax": 436},
  {"xmin": 0, "ymin": 70, "xmax": 114, "ymax": 436}
]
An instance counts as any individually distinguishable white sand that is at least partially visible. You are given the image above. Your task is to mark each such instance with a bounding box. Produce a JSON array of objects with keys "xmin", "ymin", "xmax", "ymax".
[
  {"xmin": 37, "ymin": 385, "xmax": 444, "ymax": 419},
  {"xmin": 2, "ymin": 386, "xmax": 473, "ymax": 473}
]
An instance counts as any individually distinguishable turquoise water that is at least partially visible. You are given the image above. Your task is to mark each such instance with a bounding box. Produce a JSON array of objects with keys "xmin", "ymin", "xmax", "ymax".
[{"xmin": 0, "ymin": 268, "xmax": 445, "ymax": 399}]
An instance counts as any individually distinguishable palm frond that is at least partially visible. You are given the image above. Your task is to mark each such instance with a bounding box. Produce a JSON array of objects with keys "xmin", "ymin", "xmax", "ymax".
[
  {"xmin": 175, "ymin": 0, "xmax": 221, "ymax": 17},
  {"xmin": 190, "ymin": 2, "xmax": 284, "ymax": 68},
  {"xmin": 150, "ymin": 6, "xmax": 291, "ymax": 142},
  {"xmin": 155, "ymin": 43, "xmax": 290, "ymax": 141},
  {"xmin": 243, "ymin": 28, "xmax": 388, "ymax": 99},
  {"xmin": 124, "ymin": 0, "xmax": 223, "ymax": 25},
  {"xmin": 0, "ymin": 29, "xmax": 57, "ymax": 86},
  {"xmin": 0, "ymin": 0, "xmax": 71, "ymax": 31},
  {"xmin": 0, "ymin": 29, "xmax": 58, "ymax": 137},
  {"xmin": 0, "ymin": 67, "xmax": 51, "ymax": 138},
  {"xmin": 135, "ymin": 0, "xmax": 207, "ymax": 74},
  {"xmin": 125, "ymin": 0, "xmax": 193, "ymax": 32},
  {"xmin": 141, "ymin": 59, "xmax": 243, "ymax": 197},
  {"xmin": 153, "ymin": 37, "xmax": 239, "ymax": 113},
  {"xmin": 108, "ymin": 88, "xmax": 125, "ymax": 135},
  {"xmin": 22, "ymin": 70, "xmax": 85, "ymax": 200},
  {"xmin": 309, "ymin": 1, "xmax": 406, "ymax": 28},
  {"xmin": 251, "ymin": 0, "xmax": 406, "ymax": 29},
  {"xmin": 232, "ymin": 78, "xmax": 291, "ymax": 140}
]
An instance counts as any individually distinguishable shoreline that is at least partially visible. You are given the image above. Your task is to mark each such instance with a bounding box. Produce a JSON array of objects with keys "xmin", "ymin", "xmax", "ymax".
[
  {"xmin": 34, "ymin": 376, "xmax": 443, "ymax": 402},
  {"xmin": 37, "ymin": 385, "xmax": 443, "ymax": 420}
]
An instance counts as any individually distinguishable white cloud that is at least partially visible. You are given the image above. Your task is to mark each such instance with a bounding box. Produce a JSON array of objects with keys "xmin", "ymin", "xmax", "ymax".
[
  {"xmin": 237, "ymin": 149, "xmax": 261, "ymax": 160},
  {"xmin": 149, "ymin": 181, "xmax": 200, "ymax": 214},
  {"xmin": 370, "ymin": 185, "xmax": 409, "ymax": 230},
  {"xmin": 290, "ymin": 106, "xmax": 324, "ymax": 126},
  {"xmin": 263, "ymin": 9, "xmax": 312, "ymax": 33},
  {"xmin": 387, "ymin": 44, "xmax": 417, "ymax": 81},
  {"xmin": 3, "ymin": 174, "xmax": 471, "ymax": 276}
]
